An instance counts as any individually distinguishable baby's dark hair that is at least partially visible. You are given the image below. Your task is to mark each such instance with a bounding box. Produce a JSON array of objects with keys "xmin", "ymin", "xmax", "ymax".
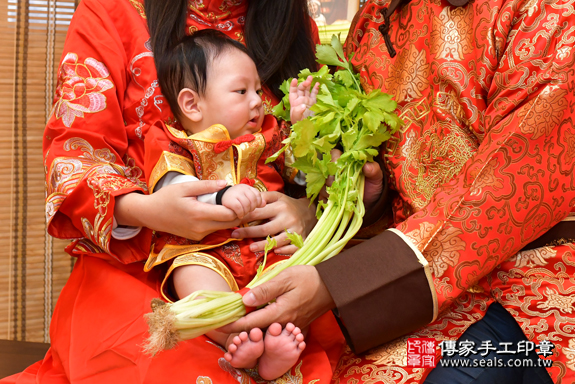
[{"xmin": 156, "ymin": 29, "xmax": 252, "ymax": 120}]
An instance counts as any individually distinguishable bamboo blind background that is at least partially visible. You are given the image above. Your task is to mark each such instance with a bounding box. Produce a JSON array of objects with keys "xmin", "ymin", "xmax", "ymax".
[{"xmin": 0, "ymin": 0, "xmax": 79, "ymax": 343}]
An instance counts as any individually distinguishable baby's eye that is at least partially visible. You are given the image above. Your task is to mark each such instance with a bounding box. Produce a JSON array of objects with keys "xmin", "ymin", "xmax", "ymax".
[
  {"xmin": 256, "ymin": 89, "xmax": 263, "ymax": 96},
  {"xmin": 236, "ymin": 89, "xmax": 247, "ymax": 95}
]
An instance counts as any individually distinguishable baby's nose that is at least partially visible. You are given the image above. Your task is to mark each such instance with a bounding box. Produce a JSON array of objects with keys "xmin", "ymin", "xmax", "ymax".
[{"xmin": 251, "ymin": 92, "xmax": 262, "ymax": 108}]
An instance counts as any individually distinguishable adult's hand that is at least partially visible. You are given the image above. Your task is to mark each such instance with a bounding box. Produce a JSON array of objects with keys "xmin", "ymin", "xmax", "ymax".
[
  {"xmin": 231, "ymin": 192, "xmax": 317, "ymax": 255},
  {"xmin": 220, "ymin": 265, "xmax": 335, "ymax": 333},
  {"xmin": 115, "ymin": 180, "xmax": 241, "ymax": 241},
  {"xmin": 319, "ymin": 149, "xmax": 384, "ymax": 211}
]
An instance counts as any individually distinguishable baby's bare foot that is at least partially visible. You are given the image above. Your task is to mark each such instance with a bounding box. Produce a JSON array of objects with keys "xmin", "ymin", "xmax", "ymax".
[
  {"xmin": 258, "ymin": 323, "xmax": 306, "ymax": 380},
  {"xmin": 224, "ymin": 328, "xmax": 264, "ymax": 369}
]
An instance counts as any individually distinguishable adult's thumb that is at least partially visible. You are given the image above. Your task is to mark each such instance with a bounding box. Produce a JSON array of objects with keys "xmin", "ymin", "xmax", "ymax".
[
  {"xmin": 243, "ymin": 278, "xmax": 288, "ymax": 307},
  {"xmin": 181, "ymin": 179, "xmax": 227, "ymax": 196},
  {"xmin": 363, "ymin": 161, "xmax": 383, "ymax": 182}
]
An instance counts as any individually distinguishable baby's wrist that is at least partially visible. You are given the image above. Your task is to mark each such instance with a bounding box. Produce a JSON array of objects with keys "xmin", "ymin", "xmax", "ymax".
[{"xmin": 215, "ymin": 185, "xmax": 232, "ymax": 205}]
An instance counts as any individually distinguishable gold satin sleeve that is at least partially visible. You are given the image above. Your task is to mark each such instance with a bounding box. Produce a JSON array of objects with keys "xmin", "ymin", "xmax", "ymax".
[
  {"xmin": 161, "ymin": 252, "xmax": 239, "ymax": 302},
  {"xmin": 148, "ymin": 151, "xmax": 196, "ymax": 193},
  {"xmin": 144, "ymin": 239, "xmax": 239, "ymax": 272}
]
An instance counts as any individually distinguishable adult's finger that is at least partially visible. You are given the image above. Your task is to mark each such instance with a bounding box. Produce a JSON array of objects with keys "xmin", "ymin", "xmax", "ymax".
[
  {"xmin": 222, "ymin": 277, "xmax": 293, "ymax": 333},
  {"xmin": 190, "ymin": 199, "xmax": 240, "ymax": 222},
  {"xmin": 231, "ymin": 221, "xmax": 273, "ymax": 239},
  {"xmin": 274, "ymin": 244, "xmax": 298, "ymax": 255},
  {"xmin": 179, "ymin": 179, "xmax": 227, "ymax": 196},
  {"xmin": 362, "ymin": 161, "xmax": 384, "ymax": 207},
  {"xmin": 248, "ymin": 232, "xmax": 290, "ymax": 253}
]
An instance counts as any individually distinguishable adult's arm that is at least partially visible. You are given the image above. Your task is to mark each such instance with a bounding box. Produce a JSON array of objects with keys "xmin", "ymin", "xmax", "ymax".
[
  {"xmin": 44, "ymin": 0, "xmax": 152, "ymax": 263},
  {"xmin": 316, "ymin": 6, "xmax": 575, "ymax": 353}
]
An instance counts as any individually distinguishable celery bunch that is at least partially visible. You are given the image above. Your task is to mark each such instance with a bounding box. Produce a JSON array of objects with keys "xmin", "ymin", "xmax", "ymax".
[{"xmin": 144, "ymin": 36, "xmax": 400, "ymax": 355}]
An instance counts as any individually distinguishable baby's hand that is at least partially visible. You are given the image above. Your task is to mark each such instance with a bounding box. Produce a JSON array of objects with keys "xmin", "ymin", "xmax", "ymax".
[
  {"xmin": 289, "ymin": 75, "xmax": 319, "ymax": 123},
  {"xmin": 221, "ymin": 184, "xmax": 265, "ymax": 219}
]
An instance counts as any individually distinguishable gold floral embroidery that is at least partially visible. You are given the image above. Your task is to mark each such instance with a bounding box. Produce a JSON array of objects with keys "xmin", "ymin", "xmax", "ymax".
[
  {"xmin": 196, "ymin": 377, "xmax": 212, "ymax": 384},
  {"xmin": 263, "ymin": 97, "xmax": 274, "ymax": 115},
  {"xmin": 466, "ymin": 156, "xmax": 505, "ymax": 197},
  {"xmin": 51, "ymin": 54, "xmax": 114, "ymax": 127},
  {"xmin": 364, "ymin": 336, "xmax": 410, "ymax": 366},
  {"xmin": 404, "ymin": 222, "xmax": 466, "ymax": 277},
  {"xmin": 384, "ymin": 44, "xmax": 430, "ymax": 103},
  {"xmin": 537, "ymin": 287, "xmax": 575, "ymax": 314},
  {"xmin": 430, "ymin": 5, "xmax": 474, "ymax": 61},
  {"xmin": 270, "ymin": 361, "xmax": 319, "ymax": 384},
  {"xmin": 46, "ymin": 138, "xmax": 144, "ymax": 236},
  {"xmin": 217, "ymin": 357, "xmax": 252, "ymax": 384},
  {"xmin": 128, "ymin": 0, "xmax": 146, "ymax": 18},
  {"xmin": 565, "ymin": 338, "xmax": 575, "ymax": 372},
  {"xmin": 517, "ymin": 87, "xmax": 568, "ymax": 140},
  {"xmin": 402, "ymin": 122, "xmax": 476, "ymax": 209},
  {"xmin": 510, "ymin": 247, "xmax": 557, "ymax": 268},
  {"xmin": 564, "ymin": 129, "xmax": 575, "ymax": 163},
  {"xmin": 45, "ymin": 193, "xmax": 66, "ymax": 224},
  {"xmin": 221, "ymin": 243, "xmax": 243, "ymax": 266},
  {"xmin": 83, "ymin": 172, "xmax": 142, "ymax": 252}
]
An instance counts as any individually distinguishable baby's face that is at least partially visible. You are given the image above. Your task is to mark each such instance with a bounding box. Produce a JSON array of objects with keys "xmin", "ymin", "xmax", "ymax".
[{"xmin": 197, "ymin": 48, "xmax": 264, "ymax": 139}]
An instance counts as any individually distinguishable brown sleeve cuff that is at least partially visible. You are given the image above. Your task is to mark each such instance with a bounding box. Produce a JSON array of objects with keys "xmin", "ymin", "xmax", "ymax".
[{"xmin": 316, "ymin": 230, "xmax": 434, "ymax": 354}]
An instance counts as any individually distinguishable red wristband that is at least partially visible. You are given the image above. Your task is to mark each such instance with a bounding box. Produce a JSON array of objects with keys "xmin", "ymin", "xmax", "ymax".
[{"xmin": 237, "ymin": 287, "xmax": 257, "ymax": 314}]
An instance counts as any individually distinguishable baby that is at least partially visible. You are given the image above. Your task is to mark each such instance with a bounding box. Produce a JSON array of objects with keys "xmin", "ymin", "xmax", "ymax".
[{"xmin": 144, "ymin": 30, "xmax": 318, "ymax": 380}]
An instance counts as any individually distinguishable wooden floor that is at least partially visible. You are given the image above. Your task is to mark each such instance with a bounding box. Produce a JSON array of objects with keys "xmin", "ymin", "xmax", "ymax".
[{"xmin": 0, "ymin": 340, "xmax": 49, "ymax": 379}]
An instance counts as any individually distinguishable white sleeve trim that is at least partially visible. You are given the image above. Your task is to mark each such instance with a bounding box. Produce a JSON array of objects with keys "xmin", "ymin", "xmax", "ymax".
[
  {"xmin": 111, "ymin": 216, "xmax": 142, "ymax": 240},
  {"xmin": 157, "ymin": 172, "xmax": 217, "ymax": 205}
]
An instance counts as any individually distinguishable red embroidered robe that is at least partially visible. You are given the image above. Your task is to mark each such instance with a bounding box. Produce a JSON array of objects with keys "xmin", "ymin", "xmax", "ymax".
[{"xmin": 318, "ymin": 0, "xmax": 575, "ymax": 383}]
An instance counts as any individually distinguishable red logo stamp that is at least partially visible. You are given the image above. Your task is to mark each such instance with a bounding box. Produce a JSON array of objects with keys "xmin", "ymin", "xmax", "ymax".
[{"xmin": 407, "ymin": 338, "xmax": 437, "ymax": 368}]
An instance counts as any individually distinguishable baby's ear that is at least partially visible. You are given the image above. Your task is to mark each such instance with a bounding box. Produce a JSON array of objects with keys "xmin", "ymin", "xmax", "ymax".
[{"xmin": 178, "ymin": 88, "xmax": 202, "ymax": 122}]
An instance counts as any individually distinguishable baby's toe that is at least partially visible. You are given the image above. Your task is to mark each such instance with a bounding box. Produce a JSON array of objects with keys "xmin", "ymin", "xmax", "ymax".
[
  {"xmin": 238, "ymin": 332, "xmax": 249, "ymax": 342},
  {"xmin": 267, "ymin": 323, "xmax": 282, "ymax": 337},
  {"xmin": 249, "ymin": 328, "xmax": 263, "ymax": 342}
]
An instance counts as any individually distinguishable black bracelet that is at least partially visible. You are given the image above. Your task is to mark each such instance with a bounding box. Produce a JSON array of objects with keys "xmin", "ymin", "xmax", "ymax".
[{"xmin": 215, "ymin": 185, "xmax": 232, "ymax": 205}]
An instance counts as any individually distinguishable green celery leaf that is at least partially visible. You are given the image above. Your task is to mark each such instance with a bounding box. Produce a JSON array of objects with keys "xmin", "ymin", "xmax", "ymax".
[
  {"xmin": 316, "ymin": 44, "xmax": 344, "ymax": 67},
  {"xmin": 342, "ymin": 125, "xmax": 359, "ymax": 151},
  {"xmin": 334, "ymin": 70, "xmax": 355, "ymax": 88},
  {"xmin": 316, "ymin": 84, "xmax": 337, "ymax": 107},
  {"xmin": 353, "ymin": 132, "xmax": 390, "ymax": 151},
  {"xmin": 316, "ymin": 200, "xmax": 328, "ymax": 219},
  {"xmin": 364, "ymin": 92, "xmax": 396, "ymax": 112},
  {"xmin": 264, "ymin": 236, "xmax": 278, "ymax": 254},
  {"xmin": 305, "ymin": 169, "xmax": 327, "ymax": 202},
  {"xmin": 383, "ymin": 112, "xmax": 403, "ymax": 131},
  {"xmin": 363, "ymin": 111, "xmax": 384, "ymax": 133},
  {"xmin": 291, "ymin": 120, "xmax": 318, "ymax": 158},
  {"xmin": 314, "ymin": 135, "xmax": 336, "ymax": 154},
  {"xmin": 286, "ymin": 230, "xmax": 304, "ymax": 249},
  {"xmin": 279, "ymin": 79, "xmax": 291, "ymax": 96},
  {"xmin": 331, "ymin": 34, "xmax": 346, "ymax": 62},
  {"xmin": 265, "ymin": 141, "xmax": 289, "ymax": 164}
]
